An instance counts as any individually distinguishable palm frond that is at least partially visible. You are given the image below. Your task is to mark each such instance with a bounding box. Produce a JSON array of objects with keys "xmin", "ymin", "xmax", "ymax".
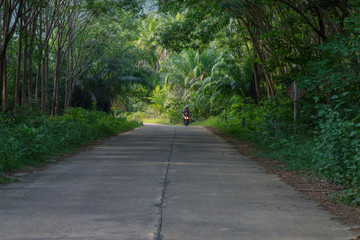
[{"xmin": 211, "ymin": 62, "xmax": 229, "ymax": 76}]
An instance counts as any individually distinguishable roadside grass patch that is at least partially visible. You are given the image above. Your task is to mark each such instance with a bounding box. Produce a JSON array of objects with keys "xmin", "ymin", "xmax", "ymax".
[
  {"xmin": 0, "ymin": 107, "xmax": 141, "ymax": 174},
  {"xmin": 0, "ymin": 174, "xmax": 19, "ymax": 184},
  {"xmin": 143, "ymin": 118, "xmax": 172, "ymax": 125}
]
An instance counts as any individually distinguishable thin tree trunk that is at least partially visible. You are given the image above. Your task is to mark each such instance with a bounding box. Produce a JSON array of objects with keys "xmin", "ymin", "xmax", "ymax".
[
  {"xmin": 55, "ymin": 46, "xmax": 61, "ymax": 115},
  {"xmin": 41, "ymin": 47, "xmax": 49, "ymax": 114},
  {"xmin": 21, "ymin": 38, "xmax": 28, "ymax": 106},
  {"xmin": 51, "ymin": 43, "xmax": 61, "ymax": 116},
  {"xmin": 65, "ymin": 44, "xmax": 70, "ymax": 108},
  {"xmin": 35, "ymin": 11, "xmax": 42, "ymax": 103},
  {"xmin": 41, "ymin": 55, "xmax": 45, "ymax": 113},
  {"xmin": 36, "ymin": 54, "xmax": 42, "ymax": 102},
  {"xmin": 0, "ymin": 53, "xmax": 4, "ymax": 108},
  {"xmin": 15, "ymin": 30, "xmax": 23, "ymax": 114},
  {"xmin": 28, "ymin": 52, "xmax": 33, "ymax": 104},
  {"xmin": 28, "ymin": 17, "xmax": 37, "ymax": 104},
  {"xmin": 45, "ymin": 51, "xmax": 49, "ymax": 113},
  {"xmin": 1, "ymin": 55, "xmax": 7, "ymax": 112},
  {"xmin": 65, "ymin": 44, "xmax": 75, "ymax": 108},
  {"xmin": 245, "ymin": 42, "xmax": 260, "ymax": 104},
  {"xmin": 238, "ymin": 16, "xmax": 276, "ymax": 98},
  {"xmin": 0, "ymin": 0, "xmax": 8, "ymax": 111}
]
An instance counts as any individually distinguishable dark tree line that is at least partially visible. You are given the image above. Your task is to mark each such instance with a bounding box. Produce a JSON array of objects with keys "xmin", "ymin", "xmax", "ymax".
[{"xmin": 0, "ymin": 0, "xmax": 146, "ymax": 115}]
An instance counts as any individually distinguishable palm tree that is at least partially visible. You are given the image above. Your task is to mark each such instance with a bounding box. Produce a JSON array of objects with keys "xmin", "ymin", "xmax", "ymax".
[
  {"xmin": 161, "ymin": 48, "xmax": 241, "ymax": 117},
  {"xmin": 162, "ymin": 49, "xmax": 199, "ymax": 99},
  {"xmin": 136, "ymin": 14, "xmax": 168, "ymax": 75},
  {"xmin": 192, "ymin": 55, "xmax": 240, "ymax": 116}
]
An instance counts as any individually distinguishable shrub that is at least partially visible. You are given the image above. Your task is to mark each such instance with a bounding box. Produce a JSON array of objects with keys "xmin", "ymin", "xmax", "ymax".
[
  {"xmin": 313, "ymin": 108, "xmax": 360, "ymax": 188},
  {"xmin": 0, "ymin": 108, "xmax": 141, "ymax": 174}
]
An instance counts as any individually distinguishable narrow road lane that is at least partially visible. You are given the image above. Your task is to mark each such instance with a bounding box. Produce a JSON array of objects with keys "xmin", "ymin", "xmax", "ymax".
[
  {"xmin": 0, "ymin": 125, "xmax": 174, "ymax": 240},
  {"xmin": 0, "ymin": 124, "xmax": 355, "ymax": 240},
  {"xmin": 161, "ymin": 126, "xmax": 356, "ymax": 239}
]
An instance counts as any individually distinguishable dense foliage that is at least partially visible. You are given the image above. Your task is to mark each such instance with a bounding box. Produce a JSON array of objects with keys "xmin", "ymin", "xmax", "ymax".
[
  {"xmin": 0, "ymin": 0, "xmax": 148, "ymax": 115},
  {"xmin": 0, "ymin": 107, "xmax": 140, "ymax": 181}
]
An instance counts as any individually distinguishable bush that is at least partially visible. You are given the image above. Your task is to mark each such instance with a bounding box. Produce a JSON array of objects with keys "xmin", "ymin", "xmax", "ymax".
[
  {"xmin": 313, "ymin": 108, "xmax": 360, "ymax": 188},
  {"xmin": 0, "ymin": 108, "xmax": 141, "ymax": 173}
]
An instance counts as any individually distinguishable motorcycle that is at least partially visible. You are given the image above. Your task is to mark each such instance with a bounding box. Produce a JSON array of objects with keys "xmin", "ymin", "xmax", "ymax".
[{"xmin": 183, "ymin": 112, "xmax": 190, "ymax": 126}]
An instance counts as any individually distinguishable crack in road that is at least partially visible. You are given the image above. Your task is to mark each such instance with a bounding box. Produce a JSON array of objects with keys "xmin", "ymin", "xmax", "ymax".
[{"xmin": 155, "ymin": 129, "xmax": 176, "ymax": 240}]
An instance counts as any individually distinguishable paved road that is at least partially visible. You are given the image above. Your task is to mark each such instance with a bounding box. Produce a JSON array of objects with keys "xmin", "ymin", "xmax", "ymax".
[{"xmin": 0, "ymin": 124, "xmax": 356, "ymax": 240}]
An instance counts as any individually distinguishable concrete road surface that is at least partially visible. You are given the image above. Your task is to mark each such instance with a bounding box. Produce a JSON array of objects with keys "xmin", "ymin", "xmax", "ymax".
[{"xmin": 0, "ymin": 124, "xmax": 356, "ymax": 240}]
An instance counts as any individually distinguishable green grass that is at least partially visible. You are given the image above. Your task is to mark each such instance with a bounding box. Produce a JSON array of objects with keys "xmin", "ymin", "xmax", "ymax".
[
  {"xmin": 142, "ymin": 118, "xmax": 173, "ymax": 125},
  {"xmin": 0, "ymin": 107, "xmax": 141, "ymax": 175},
  {"xmin": 193, "ymin": 117, "xmax": 222, "ymax": 127},
  {"xmin": 0, "ymin": 175, "xmax": 19, "ymax": 184}
]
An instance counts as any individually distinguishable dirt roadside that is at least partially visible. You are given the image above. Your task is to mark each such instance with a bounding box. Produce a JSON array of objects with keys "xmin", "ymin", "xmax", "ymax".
[{"xmin": 205, "ymin": 126, "xmax": 360, "ymax": 233}]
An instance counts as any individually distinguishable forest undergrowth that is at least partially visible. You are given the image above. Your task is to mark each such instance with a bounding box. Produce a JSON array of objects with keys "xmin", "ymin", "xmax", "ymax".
[{"xmin": 0, "ymin": 106, "xmax": 141, "ymax": 183}]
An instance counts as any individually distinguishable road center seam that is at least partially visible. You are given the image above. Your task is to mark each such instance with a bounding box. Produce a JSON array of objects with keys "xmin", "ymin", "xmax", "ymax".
[{"xmin": 155, "ymin": 129, "xmax": 176, "ymax": 240}]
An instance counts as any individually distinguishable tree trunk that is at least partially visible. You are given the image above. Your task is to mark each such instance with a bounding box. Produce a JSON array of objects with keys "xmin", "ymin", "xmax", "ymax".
[
  {"xmin": 21, "ymin": 38, "xmax": 28, "ymax": 106},
  {"xmin": 35, "ymin": 10, "xmax": 43, "ymax": 103},
  {"xmin": 28, "ymin": 51, "xmax": 33, "ymax": 104},
  {"xmin": 245, "ymin": 42, "xmax": 261, "ymax": 104},
  {"xmin": 0, "ymin": 0, "xmax": 24, "ymax": 113},
  {"xmin": 14, "ymin": 30, "xmax": 23, "ymax": 115},
  {"xmin": 41, "ymin": 47, "xmax": 49, "ymax": 114},
  {"xmin": 55, "ymin": 47, "xmax": 61, "ymax": 115},
  {"xmin": 238, "ymin": 16, "xmax": 276, "ymax": 98},
  {"xmin": 65, "ymin": 45, "xmax": 71, "ymax": 108},
  {"xmin": 27, "ymin": 18, "xmax": 37, "ymax": 104},
  {"xmin": 41, "ymin": 8, "xmax": 50, "ymax": 114},
  {"xmin": 1, "ymin": 54, "xmax": 7, "ymax": 112},
  {"xmin": 51, "ymin": 43, "xmax": 61, "ymax": 116},
  {"xmin": 35, "ymin": 47, "xmax": 42, "ymax": 103},
  {"xmin": 0, "ymin": 53, "xmax": 4, "ymax": 108},
  {"xmin": 65, "ymin": 43, "xmax": 76, "ymax": 108},
  {"xmin": 41, "ymin": 56, "xmax": 45, "ymax": 113}
]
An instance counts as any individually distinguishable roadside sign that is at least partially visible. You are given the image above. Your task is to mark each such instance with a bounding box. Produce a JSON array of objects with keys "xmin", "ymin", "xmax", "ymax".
[
  {"xmin": 285, "ymin": 82, "xmax": 306, "ymax": 137},
  {"xmin": 285, "ymin": 81, "xmax": 305, "ymax": 101}
]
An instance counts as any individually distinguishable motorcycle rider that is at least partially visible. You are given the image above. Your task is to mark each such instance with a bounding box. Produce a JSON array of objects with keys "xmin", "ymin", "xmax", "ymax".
[
  {"xmin": 183, "ymin": 107, "xmax": 190, "ymax": 117},
  {"xmin": 182, "ymin": 107, "xmax": 190, "ymax": 126}
]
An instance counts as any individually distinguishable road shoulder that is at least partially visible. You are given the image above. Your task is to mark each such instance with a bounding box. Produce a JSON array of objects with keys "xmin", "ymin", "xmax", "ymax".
[{"xmin": 205, "ymin": 126, "xmax": 360, "ymax": 232}]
